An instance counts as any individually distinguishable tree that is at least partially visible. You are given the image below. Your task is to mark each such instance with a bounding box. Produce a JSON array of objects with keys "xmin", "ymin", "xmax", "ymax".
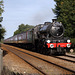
[
  {"xmin": 53, "ymin": 0, "xmax": 75, "ymax": 38},
  {"xmin": 0, "ymin": 0, "xmax": 6, "ymax": 41},
  {"xmin": 14, "ymin": 24, "xmax": 34, "ymax": 35},
  {"xmin": 0, "ymin": 24, "xmax": 6, "ymax": 41},
  {"xmin": 0, "ymin": 0, "xmax": 4, "ymax": 16}
]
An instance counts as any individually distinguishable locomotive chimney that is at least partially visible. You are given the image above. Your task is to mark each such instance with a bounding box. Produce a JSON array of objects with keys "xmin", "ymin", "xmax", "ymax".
[{"xmin": 52, "ymin": 19, "xmax": 57, "ymax": 22}]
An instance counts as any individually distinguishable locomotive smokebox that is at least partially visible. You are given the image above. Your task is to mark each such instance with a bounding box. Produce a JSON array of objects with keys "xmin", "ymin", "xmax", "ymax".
[
  {"xmin": 39, "ymin": 21, "xmax": 64, "ymax": 38},
  {"xmin": 50, "ymin": 22, "xmax": 64, "ymax": 38}
]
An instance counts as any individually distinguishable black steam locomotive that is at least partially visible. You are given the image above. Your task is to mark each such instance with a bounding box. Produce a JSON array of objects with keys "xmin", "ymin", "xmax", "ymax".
[{"xmin": 4, "ymin": 19, "xmax": 71, "ymax": 55}]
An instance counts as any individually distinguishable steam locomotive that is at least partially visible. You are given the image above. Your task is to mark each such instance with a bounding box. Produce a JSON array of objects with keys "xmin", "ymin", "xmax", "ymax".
[{"xmin": 4, "ymin": 19, "xmax": 71, "ymax": 55}]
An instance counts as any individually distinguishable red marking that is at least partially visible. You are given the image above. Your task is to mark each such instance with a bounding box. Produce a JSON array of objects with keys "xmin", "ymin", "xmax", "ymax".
[
  {"xmin": 57, "ymin": 43, "xmax": 71, "ymax": 47},
  {"xmin": 47, "ymin": 43, "xmax": 71, "ymax": 48}
]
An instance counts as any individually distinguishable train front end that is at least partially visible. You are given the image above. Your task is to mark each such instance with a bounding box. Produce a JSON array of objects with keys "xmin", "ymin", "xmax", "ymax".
[
  {"xmin": 46, "ymin": 39, "xmax": 71, "ymax": 55},
  {"xmin": 46, "ymin": 21, "xmax": 71, "ymax": 55}
]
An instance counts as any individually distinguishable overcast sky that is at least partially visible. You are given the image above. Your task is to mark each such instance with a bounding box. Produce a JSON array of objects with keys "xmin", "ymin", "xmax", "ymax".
[{"xmin": 2, "ymin": 0, "xmax": 56, "ymax": 39}]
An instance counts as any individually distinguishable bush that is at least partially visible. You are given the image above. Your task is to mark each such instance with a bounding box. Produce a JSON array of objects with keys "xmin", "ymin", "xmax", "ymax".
[{"xmin": 71, "ymin": 38, "xmax": 75, "ymax": 50}]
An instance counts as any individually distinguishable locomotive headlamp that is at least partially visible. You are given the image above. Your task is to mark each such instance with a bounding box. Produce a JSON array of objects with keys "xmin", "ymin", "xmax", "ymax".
[
  {"xmin": 67, "ymin": 40, "xmax": 70, "ymax": 43},
  {"xmin": 50, "ymin": 44, "xmax": 54, "ymax": 48},
  {"xmin": 46, "ymin": 40, "xmax": 50, "ymax": 43},
  {"xmin": 67, "ymin": 44, "xmax": 71, "ymax": 48}
]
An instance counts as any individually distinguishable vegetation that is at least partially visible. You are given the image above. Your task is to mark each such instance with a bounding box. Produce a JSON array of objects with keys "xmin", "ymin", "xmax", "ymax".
[
  {"xmin": 0, "ymin": 24, "xmax": 6, "ymax": 41},
  {"xmin": 0, "ymin": 0, "xmax": 6, "ymax": 41},
  {"xmin": 53, "ymin": 0, "xmax": 75, "ymax": 47},
  {"xmin": 0, "ymin": 0, "xmax": 4, "ymax": 16},
  {"xmin": 71, "ymin": 38, "xmax": 75, "ymax": 48},
  {"xmin": 14, "ymin": 24, "xmax": 34, "ymax": 35}
]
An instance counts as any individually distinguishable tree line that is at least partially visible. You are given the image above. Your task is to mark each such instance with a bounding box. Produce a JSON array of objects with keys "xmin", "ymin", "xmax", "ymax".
[{"xmin": 14, "ymin": 24, "xmax": 34, "ymax": 35}]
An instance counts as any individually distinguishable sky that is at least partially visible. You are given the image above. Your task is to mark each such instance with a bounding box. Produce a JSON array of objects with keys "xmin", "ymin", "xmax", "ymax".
[{"xmin": 2, "ymin": 0, "xmax": 56, "ymax": 39}]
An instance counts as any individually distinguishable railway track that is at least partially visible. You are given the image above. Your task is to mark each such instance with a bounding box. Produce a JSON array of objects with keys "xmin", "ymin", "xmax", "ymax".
[
  {"xmin": 2, "ymin": 44, "xmax": 75, "ymax": 74},
  {"xmin": 52, "ymin": 55, "xmax": 75, "ymax": 63},
  {"xmin": 2, "ymin": 45, "xmax": 46, "ymax": 75},
  {"xmin": 65, "ymin": 54, "xmax": 75, "ymax": 58}
]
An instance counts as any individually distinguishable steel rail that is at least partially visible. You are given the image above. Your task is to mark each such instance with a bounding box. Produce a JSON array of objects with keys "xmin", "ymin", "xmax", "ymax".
[
  {"xmin": 65, "ymin": 55, "xmax": 75, "ymax": 58},
  {"xmin": 52, "ymin": 56, "xmax": 75, "ymax": 63}
]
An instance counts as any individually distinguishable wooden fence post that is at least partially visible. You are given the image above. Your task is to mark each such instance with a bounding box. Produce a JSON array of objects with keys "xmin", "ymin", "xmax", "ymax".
[{"xmin": 0, "ymin": 49, "xmax": 3, "ymax": 75}]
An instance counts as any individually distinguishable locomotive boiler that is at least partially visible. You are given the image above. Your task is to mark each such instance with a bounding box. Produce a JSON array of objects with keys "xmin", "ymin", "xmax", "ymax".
[{"xmin": 4, "ymin": 19, "xmax": 71, "ymax": 55}]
